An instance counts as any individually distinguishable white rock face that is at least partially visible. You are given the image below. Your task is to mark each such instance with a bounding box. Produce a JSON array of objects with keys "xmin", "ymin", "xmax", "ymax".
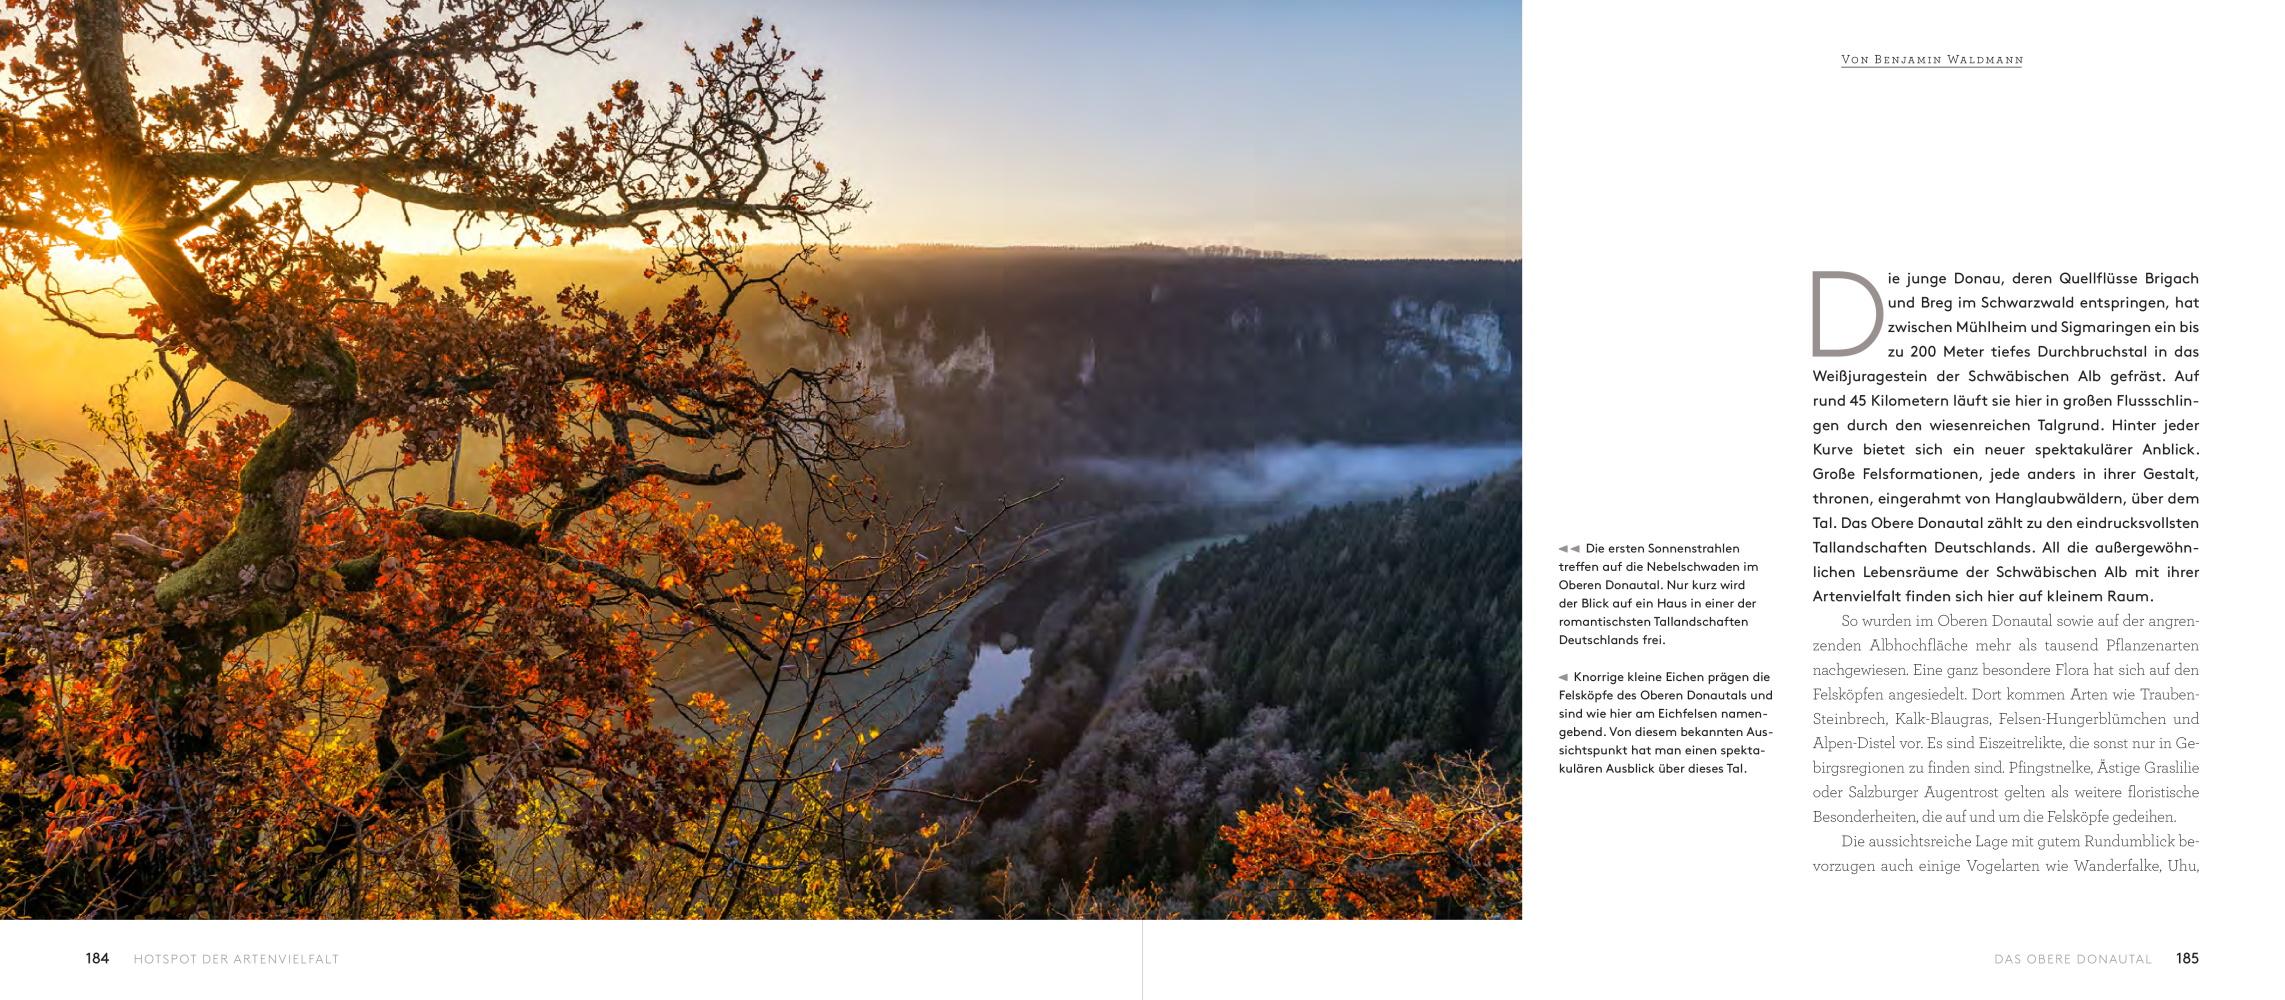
[
  {"xmin": 1383, "ymin": 297, "xmax": 1513, "ymax": 382},
  {"xmin": 1077, "ymin": 340, "xmax": 1097, "ymax": 387},
  {"xmin": 921, "ymin": 329, "xmax": 996, "ymax": 389},
  {"xmin": 837, "ymin": 318, "xmax": 907, "ymax": 438},
  {"xmin": 821, "ymin": 312, "xmax": 996, "ymax": 389},
  {"xmin": 863, "ymin": 370, "xmax": 907, "ymax": 438},
  {"xmin": 769, "ymin": 308, "xmax": 998, "ymax": 439},
  {"xmin": 1226, "ymin": 304, "xmax": 1264, "ymax": 336}
]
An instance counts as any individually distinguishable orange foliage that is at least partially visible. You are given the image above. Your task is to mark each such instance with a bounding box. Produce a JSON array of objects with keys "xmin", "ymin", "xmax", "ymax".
[
  {"xmin": 0, "ymin": 3, "xmax": 988, "ymax": 919},
  {"xmin": 1219, "ymin": 755, "xmax": 1520, "ymax": 919}
]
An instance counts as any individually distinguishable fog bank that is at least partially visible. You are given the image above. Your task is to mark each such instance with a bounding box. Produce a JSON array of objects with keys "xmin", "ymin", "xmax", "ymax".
[{"xmin": 1070, "ymin": 441, "xmax": 1519, "ymax": 511}]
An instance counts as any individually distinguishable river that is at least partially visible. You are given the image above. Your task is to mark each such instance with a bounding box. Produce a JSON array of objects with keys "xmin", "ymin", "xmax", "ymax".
[{"xmin": 909, "ymin": 641, "xmax": 1033, "ymax": 781}]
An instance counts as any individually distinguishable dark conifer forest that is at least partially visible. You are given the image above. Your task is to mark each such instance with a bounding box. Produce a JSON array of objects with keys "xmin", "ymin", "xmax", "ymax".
[{"xmin": 893, "ymin": 473, "xmax": 1520, "ymax": 917}]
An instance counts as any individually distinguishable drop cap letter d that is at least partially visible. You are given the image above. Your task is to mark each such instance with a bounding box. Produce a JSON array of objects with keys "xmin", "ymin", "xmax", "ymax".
[{"xmin": 1812, "ymin": 270, "xmax": 1882, "ymax": 357}]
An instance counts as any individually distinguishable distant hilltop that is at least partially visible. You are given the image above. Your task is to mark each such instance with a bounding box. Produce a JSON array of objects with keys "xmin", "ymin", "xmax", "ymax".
[
  {"xmin": 1158, "ymin": 243, "xmax": 1329, "ymax": 260},
  {"xmin": 375, "ymin": 242, "xmax": 1516, "ymax": 265},
  {"xmin": 873, "ymin": 242, "xmax": 1330, "ymax": 260}
]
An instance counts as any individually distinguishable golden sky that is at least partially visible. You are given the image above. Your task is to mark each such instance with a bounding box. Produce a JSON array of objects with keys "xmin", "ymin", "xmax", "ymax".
[
  {"xmin": 120, "ymin": 2, "xmax": 1522, "ymax": 260},
  {"xmin": 4, "ymin": 3, "xmax": 1520, "ymax": 456}
]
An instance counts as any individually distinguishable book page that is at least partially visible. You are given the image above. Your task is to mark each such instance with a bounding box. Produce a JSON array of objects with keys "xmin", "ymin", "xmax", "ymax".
[{"xmin": 1524, "ymin": 3, "xmax": 2273, "ymax": 994}]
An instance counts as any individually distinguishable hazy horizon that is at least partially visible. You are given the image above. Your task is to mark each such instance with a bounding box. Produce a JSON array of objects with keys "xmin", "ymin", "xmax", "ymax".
[
  {"xmin": 377, "ymin": 241, "xmax": 1522, "ymax": 263},
  {"xmin": 118, "ymin": 1, "xmax": 1521, "ymax": 261}
]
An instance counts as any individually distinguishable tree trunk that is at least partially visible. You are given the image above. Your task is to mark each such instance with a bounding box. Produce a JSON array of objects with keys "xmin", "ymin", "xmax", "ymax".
[{"xmin": 441, "ymin": 764, "xmax": 499, "ymax": 918}]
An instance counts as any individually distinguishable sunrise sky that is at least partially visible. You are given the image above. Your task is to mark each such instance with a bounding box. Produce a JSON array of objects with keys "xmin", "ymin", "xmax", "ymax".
[
  {"xmin": 322, "ymin": 0, "xmax": 1522, "ymax": 259},
  {"xmin": 3, "ymin": 3, "xmax": 1518, "ymax": 447}
]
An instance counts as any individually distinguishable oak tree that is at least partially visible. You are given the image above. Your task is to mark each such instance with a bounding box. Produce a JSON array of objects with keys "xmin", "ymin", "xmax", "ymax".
[{"xmin": 0, "ymin": 0, "xmax": 1006, "ymax": 917}]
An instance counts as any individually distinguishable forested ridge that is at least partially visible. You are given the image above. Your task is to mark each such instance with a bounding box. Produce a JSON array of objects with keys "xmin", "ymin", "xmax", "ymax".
[
  {"xmin": 767, "ymin": 249, "xmax": 1518, "ymax": 524},
  {"xmin": 1153, "ymin": 471, "xmax": 1522, "ymax": 773},
  {"xmin": 362, "ymin": 245, "xmax": 1521, "ymax": 531}
]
